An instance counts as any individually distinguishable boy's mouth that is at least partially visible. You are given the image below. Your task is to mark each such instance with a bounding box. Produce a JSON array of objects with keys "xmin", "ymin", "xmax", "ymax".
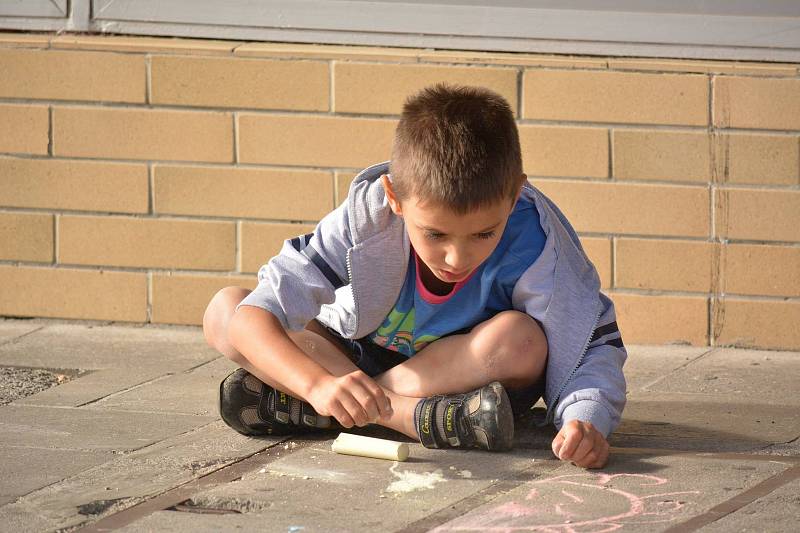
[{"xmin": 439, "ymin": 268, "xmax": 471, "ymax": 282}]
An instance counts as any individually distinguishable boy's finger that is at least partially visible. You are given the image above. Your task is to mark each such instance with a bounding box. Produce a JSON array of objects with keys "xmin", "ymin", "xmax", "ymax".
[
  {"xmin": 557, "ymin": 426, "xmax": 583, "ymax": 460},
  {"xmin": 551, "ymin": 432, "xmax": 565, "ymax": 458},
  {"xmin": 569, "ymin": 434, "xmax": 595, "ymax": 464}
]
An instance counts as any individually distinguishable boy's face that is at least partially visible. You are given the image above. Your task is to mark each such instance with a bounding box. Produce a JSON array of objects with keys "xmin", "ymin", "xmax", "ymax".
[{"xmin": 382, "ymin": 175, "xmax": 522, "ymax": 284}]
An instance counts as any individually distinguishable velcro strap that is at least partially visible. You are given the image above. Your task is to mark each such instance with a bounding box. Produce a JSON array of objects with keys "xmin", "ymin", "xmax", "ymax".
[
  {"xmin": 417, "ymin": 397, "xmax": 440, "ymax": 448},
  {"xmin": 442, "ymin": 400, "xmax": 461, "ymax": 447},
  {"xmin": 272, "ymin": 389, "xmax": 291, "ymax": 424}
]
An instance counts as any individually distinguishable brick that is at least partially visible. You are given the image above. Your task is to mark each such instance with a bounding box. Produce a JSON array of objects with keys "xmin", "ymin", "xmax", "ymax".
[
  {"xmin": 612, "ymin": 292, "xmax": 708, "ymax": 346},
  {"xmin": 154, "ymin": 165, "xmax": 332, "ymax": 221},
  {"xmin": 334, "ymin": 63, "xmax": 518, "ymax": 115},
  {"xmin": 613, "ymin": 130, "xmax": 711, "ymax": 183},
  {"xmin": 520, "ymin": 125, "xmax": 607, "ymax": 178},
  {"xmin": 53, "ymin": 107, "xmax": 233, "ymax": 162},
  {"xmin": 716, "ymin": 188, "xmax": 800, "ymax": 242},
  {"xmin": 151, "ymin": 274, "xmax": 256, "ymax": 326},
  {"xmin": 714, "ymin": 133, "xmax": 799, "ymax": 186},
  {"xmin": 533, "ymin": 180, "xmax": 709, "ymax": 237},
  {"xmin": 50, "ymin": 35, "xmax": 236, "ymax": 55},
  {"xmin": 335, "ymin": 172, "xmax": 357, "ymax": 206},
  {"xmin": 608, "ymin": 58, "xmax": 798, "ymax": 77},
  {"xmin": 523, "ymin": 70, "xmax": 708, "ymax": 125},
  {"xmin": 234, "ymin": 42, "xmax": 421, "ymax": 62},
  {"xmin": 0, "ymin": 158, "xmax": 148, "ymax": 213},
  {"xmin": 724, "ymin": 244, "xmax": 800, "ymax": 297},
  {"xmin": 240, "ymin": 222, "xmax": 316, "ymax": 274},
  {"xmin": 239, "ymin": 114, "xmax": 395, "ymax": 168},
  {"xmin": 58, "ymin": 216, "xmax": 235, "ymax": 271},
  {"xmin": 715, "ymin": 299, "xmax": 800, "ymax": 351},
  {"xmin": 616, "ymin": 238, "xmax": 714, "ymax": 292},
  {"xmin": 580, "ymin": 237, "xmax": 611, "ymax": 289},
  {"xmin": 714, "ymin": 76, "xmax": 800, "ymax": 130},
  {"xmin": 0, "ymin": 49, "xmax": 144, "ymax": 103},
  {"xmin": 0, "ymin": 104, "xmax": 48, "ymax": 155},
  {"xmin": 151, "ymin": 56, "xmax": 329, "ymax": 111},
  {"xmin": 419, "ymin": 50, "xmax": 606, "ymax": 69},
  {"xmin": 0, "ymin": 213, "xmax": 53, "ymax": 263},
  {"xmin": 0, "ymin": 265, "xmax": 146, "ymax": 322}
]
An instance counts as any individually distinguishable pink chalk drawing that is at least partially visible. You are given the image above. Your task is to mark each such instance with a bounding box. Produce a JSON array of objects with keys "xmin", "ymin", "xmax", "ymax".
[{"xmin": 432, "ymin": 472, "xmax": 701, "ymax": 532}]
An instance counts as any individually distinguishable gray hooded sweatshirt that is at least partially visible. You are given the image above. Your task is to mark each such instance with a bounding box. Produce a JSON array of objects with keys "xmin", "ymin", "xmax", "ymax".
[{"xmin": 240, "ymin": 162, "xmax": 627, "ymax": 437}]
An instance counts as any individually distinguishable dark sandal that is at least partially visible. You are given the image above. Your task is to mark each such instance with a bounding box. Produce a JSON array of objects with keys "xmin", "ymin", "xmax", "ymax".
[
  {"xmin": 219, "ymin": 368, "xmax": 338, "ymax": 436},
  {"xmin": 416, "ymin": 381, "xmax": 514, "ymax": 451}
]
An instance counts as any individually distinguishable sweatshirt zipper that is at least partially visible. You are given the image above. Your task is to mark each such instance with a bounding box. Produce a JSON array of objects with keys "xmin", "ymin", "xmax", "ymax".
[
  {"xmin": 545, "ymin": 306, "xmax": 602, "ymax": 425},
  {"xmin": 345, "ymin": 249, "xmax": 358, "ymax": 337}
]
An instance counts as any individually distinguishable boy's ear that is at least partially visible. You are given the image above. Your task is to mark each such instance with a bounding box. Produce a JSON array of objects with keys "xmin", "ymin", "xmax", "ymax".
[{"xmin": 381, "ymin": 174, "xmax": 403, "ymax": 216}]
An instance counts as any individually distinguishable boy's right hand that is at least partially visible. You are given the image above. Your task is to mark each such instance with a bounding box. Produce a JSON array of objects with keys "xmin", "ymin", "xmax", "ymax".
[{"xmin": 307, "ymin": 370, "xmax": 393, "ymax": 428}]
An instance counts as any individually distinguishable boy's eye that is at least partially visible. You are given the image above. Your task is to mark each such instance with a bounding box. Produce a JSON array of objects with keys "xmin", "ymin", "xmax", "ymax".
[
  {"xmin": 476, "ymin": 231, "xmax": 496, "ymax": 240},
  {"xmin": 425, "ymin": 231, "xmax": 444, "ymax": 240}
]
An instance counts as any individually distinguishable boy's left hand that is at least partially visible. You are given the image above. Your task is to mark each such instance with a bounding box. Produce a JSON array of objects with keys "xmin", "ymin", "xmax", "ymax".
[{"xmin": 551, "ymin": 419, "xmax": 609, "ymax": 469}]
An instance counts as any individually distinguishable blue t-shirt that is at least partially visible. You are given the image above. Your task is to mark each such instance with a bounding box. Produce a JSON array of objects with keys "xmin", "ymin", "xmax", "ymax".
[{"xmin": 367, "ymin": 196, "xmax": 547, "ymax": 356}]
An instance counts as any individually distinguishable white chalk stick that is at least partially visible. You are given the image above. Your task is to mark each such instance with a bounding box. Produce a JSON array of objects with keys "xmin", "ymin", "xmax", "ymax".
[{"xmin": 331, "ymin": 433, "xmax": 409, "ymax": 461}]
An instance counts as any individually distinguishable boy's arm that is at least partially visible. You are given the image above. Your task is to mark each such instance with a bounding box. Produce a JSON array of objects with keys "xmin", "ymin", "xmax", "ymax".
[
  {"xmin": 551, "ymin": 315, "xmax": 627, "ymax": 468},
  {"xmin": 229, "ymin": 304, "xmax": 392, "ymax": 427}
]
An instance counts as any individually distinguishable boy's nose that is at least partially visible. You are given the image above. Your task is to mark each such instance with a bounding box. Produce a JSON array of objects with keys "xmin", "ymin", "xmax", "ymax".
[{"xmin": 444, "ymin": 246, "xmax": 470, "ymax": 271}]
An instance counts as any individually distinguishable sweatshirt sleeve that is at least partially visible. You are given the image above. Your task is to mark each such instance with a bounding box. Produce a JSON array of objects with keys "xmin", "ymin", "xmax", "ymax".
[
  {"xmin": 553, "ymin": 301, "xmax": 628, "ymax": 437},
  {"xmin": 236, "ymin": 201, "xmax": 353, "ymax": 332}
]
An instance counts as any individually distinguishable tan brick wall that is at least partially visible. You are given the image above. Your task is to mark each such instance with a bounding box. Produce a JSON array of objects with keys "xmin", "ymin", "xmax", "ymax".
[{"xmin": 0, "ymin": 32, "xmax": 798, "ymax": 350}]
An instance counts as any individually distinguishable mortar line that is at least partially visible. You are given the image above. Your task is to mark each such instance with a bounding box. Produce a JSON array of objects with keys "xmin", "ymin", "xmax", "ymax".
[
  {"xmin": 663, "ymin": 464, "xmax": 800, "ymax": 533},
  {"xmin": 47, "ymin": 105, "xmax": 54, "ymax": 156}
]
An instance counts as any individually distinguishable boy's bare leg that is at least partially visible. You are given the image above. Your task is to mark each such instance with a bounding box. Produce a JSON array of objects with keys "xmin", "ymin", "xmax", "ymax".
[
  {"xmin": 204, "ymin": 287, "xmax": 420, "ymax": 439},
  {"xmin": 374, "ymin": 310, "xmax": 548, "ymax": 399}
]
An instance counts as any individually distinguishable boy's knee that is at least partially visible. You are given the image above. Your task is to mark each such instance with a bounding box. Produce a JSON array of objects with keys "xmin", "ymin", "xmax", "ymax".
[
  {"xmin": 472, "ymin": 311, "xmax": 548, "ymax": 377},
  {"xmin": 203, "ymin": 286, "xmax": 250, "ymax": 353}
]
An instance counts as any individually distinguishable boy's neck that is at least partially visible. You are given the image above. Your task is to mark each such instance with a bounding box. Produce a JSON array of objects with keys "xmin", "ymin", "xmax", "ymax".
[{"xmin": 417, "ymin": 257, "xmax": 456, "ymax": 296}]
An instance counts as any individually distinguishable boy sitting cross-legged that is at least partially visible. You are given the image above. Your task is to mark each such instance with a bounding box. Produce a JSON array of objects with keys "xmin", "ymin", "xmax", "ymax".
[{"xmin": 203, "ymin": 83, "xmax": 626, "ymax": 468}]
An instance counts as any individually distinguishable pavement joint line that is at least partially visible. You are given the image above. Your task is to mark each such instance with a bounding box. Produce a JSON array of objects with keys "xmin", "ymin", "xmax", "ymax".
[
  {"xmin": 0, "ymin": 325, "xmax": 47, "ymax": 349},
  {"xmin": 394, "ymin": 459, "xmax": 561, "ymax": 533},
  {"xmin": 74, "ymin": 373, "xmax": 177, "ymax": 408},
  {"xmin": 639, "ymin": 347, "xmax": 719, "ymax": 392},
  {"xmin": 73, "ymin": 436, "xmax": 316, "ymax": 532},
  {"xmin": 610, "ymin": 446, "xmax": 800, "ymax": 464},
  {"xmin": 179, "ymin": 355, "xmax": 224, "ymax": 374},
  {"xmin": 662, "ymin": 463, "xmax": 800, "ymax": 533}
]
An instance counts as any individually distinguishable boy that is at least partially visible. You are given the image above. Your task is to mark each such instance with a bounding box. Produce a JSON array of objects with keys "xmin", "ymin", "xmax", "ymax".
[{"xmin": 204, "ymin": 84, "xmax": 626, "ymax": 468}]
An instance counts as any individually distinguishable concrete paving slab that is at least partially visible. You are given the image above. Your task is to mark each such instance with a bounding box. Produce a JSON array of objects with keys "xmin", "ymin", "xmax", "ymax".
[
  {"xmin": 646, "ymin": 348, "xmax": 800, "ymax": 406},
  {"xmin": 0, "ymin": 421, "xmax": 279, "ymax": 532},
  {"xmin": 701, "ymin": 477, "xmax": 800, "ymax": 532},
  {"xmin": 88, "ymin": 357, "xmax": 238, "ymax": 416},
  {"xmin": 0, "ymin": 446, "xmax": 112, "ymax": 507},
  {"xmin": 0, "ymin": 404, "xmax": 212, "ymax": 451},
  {"xmin": 177, "ymin": 437, "xmax": 560, "ymax": 532},
  {"xmin": 612, "ymin": 395, "xmax": 800, "ymax": 453},
  {"xmin": 0, "ymin": 323, "xmax": 217, "ymax": 371},
  {"xmin": 426, "ymin": 453, "xmax": 792, "ymax": 532},
  {"xmin": 623, "ymin": 345, "xmax": 711, "ymax": 392},
  {"xmin": 0, "ymin": 320, "xmax": 42, "ymax": 345}
]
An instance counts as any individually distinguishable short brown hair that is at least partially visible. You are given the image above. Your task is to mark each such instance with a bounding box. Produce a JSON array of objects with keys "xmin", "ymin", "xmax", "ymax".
[{"xmin": 389, "ymin": 83, "xmax": 523, "ymax": 213}]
